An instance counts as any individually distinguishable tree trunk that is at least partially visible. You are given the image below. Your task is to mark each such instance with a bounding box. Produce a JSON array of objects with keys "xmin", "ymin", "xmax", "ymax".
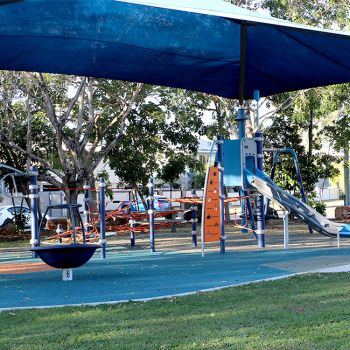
[
  {"xmin": 63, "ymin": 181, "xmax": 81, "ymax": 230},
  {"xmin": 308, "ymin": 108, "xmax": 314, "ymax": 164},
  {"xmin": 306, "ymin": 107, "xmax": 314, "ymax": 197}
]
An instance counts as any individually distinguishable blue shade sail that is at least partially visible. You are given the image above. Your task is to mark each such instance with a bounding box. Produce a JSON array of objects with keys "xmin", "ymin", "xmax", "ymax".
[{"xmin": 1, "ymin": 0, "xmax": 350, "ymax": 98}]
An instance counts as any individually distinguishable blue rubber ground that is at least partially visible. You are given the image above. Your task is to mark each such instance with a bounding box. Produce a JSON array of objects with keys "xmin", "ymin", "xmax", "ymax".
[{"xmin": 1, "ymin": 247, "xmax": 350, "ymax": 310}]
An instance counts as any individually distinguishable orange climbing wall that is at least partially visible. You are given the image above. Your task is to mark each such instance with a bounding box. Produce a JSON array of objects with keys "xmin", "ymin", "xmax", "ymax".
[{"xmin": 203, "ymin": 166, "xmax": 221, "ymax": 242}]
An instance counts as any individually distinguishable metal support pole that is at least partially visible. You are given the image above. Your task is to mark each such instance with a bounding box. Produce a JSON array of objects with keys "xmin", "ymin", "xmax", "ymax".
[
  {"xmin": 83, "ymin": 181, "xmax": 90, "ymax": 234},
  {"xmin": 337, "ymin": 229, "xmax": 340, "ymax": 248},
  {"xmin": 283, "ymin": 210, "xmax": 289, "ymax": 250},
  {"xmin": 264, "ymin": 147, "xmax": 312, "ymax": 234},
  {"xmin": 60, "ymin": 191, "xmax": 64, "ymax": 217},
  {"xmin": 236, "ymin": 107, "xmax": 249, "ymax": 234},
  {"xmin": 289, "ymin": 149, "xmax": 307, "ymax": 204},
  {"xmin": 237, "ymin": 107, "xmax": 247, "ymax": 139},
  {"xmin": 148, "ymin": 177, "xmax": 155, "ymax": 252},
  {"xmin": 255, "ymin": 130, "xmax": 265, "ymax": 248},
  {"xmin": 191, "ymin": 189, "xmax": 198, "ymax": 247},
  {"xmin": 245, "ymin": 196, "xmax": 256, "ymax": 235},
  {"xmin": 265, "ymin": 151, "xmax": 279, "ymax": 217},
  {"xmin": 290, "ymin": 148, "xmax": 313, "ymax": 234},
  {"xmin": 48, "ymin": 193, "xmax": 52, "ymax": 217},
  {"xmin": 129, "ymin": 219, "xmax": 136, "ymax": 247},
  {"xmin": 99, "ymin": 177, "xmax": 106, "ymax": 259},
  {"xmin": 29, "ymin": 166, "xmax": 39, "ymax": 258},
  {"xmin": 240, "ymin": 189, "xmax": 248, "ymax": 234},
  {"xmin": 69, "ymin": 205, "xmax": 77, "ymax": 244},
  {"xmin": 217, "ymin": 135, "xmax": 226, "ymax": 254}
]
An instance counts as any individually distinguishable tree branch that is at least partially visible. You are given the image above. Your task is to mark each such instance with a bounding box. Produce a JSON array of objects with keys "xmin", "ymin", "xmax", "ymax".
[
  {"xmin": 75, "ymin": 79, "xmax": 87, "ymax": 143},
  {"xmin": 79, "ymin": 78, "xmax": 96, "ymax": 150},
  {"xmin": 63, "ymin": 77, "xmax": 86, "ymax": 124},
  {"xmin": 37, "ymin": 173, "xmax": 63, "ymax": 189},
  {"xmin": 89, "ymin": 132, "xmax": 125, "ymax": 173},
  {"xmin": 86, "ymin": 83, "xmax": 144, "ymax": 164},
  {"xmin": 103, "ymin": 83, "xmax": 144, "ymax": 135},
  {"xmin": 0, "ymin": 132, "xmax": 64, "ymax": 179}
]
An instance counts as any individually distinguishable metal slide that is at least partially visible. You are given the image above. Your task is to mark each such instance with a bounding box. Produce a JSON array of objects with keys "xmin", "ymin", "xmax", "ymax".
[{"xmin": 245, "ymin": 169, "xmax": 350, "ymax": 238}]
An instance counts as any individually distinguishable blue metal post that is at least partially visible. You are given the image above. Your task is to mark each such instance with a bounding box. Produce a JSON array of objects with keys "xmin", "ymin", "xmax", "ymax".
[
  {"xmin": 148, "ymin": 177, "xmax": 155, "ymax": 252},
  {"xmin": 236, "ymin": 107, "xmax": 249, "ymax": 233},
  {"xmin": 83, "ymin": 181, "xmax": 90, "ymax": 234},
  {"xmin": 289, "ymin": 148, "xmax": 312, "ymax": 234},
  {"xmin": 236, "ymin": 107, "xmax": 247, "ymax": 139},
  {"xmin": 191, "ymin": 189, "xmax": 198, "ymax": 247},
  {"xmin": 29, "ymin": 166, "xmax": 39, "ymax": 258},
  {"xmin": 255, "ymin": 130, "xmax": 265, "ymax": 248},
  {"xmin": 217, "ymin": 135, "xmax": 226, "ymax": 253},
  {"xmin": 99, "ymin": 177, "xmax": 106, "ymax": 259}
]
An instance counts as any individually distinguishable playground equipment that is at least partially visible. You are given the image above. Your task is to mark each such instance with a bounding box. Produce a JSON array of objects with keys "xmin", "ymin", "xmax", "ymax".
[
  {"xmin": 199, "ymin": 92, "xmax": 350, "ymax": 255},
  {"xmin": 71, "ymin": 178, "xmax": 199, "ymax": 252},
  {"xmin": 201, "ymin": 134, "xmax": 350, "ymax": 254},
  {"xmin": 27, "ymin": 167, "xmax": 101, "ymax": 279},
  {"xmin": 2, "ymin": 1, "xmax": 350, "ymax": 253},
  {"xmin": 245, "ymin": 169, "xmax": 350, "ymax": 238},
  {"xmin": 0, "ymin": 164, "xmax": 26, "ymax": 198},
  {"xmin": 263, "ymin": 148, "xmax": 307, "ymax": 212},
  {"xmin": 0, "ymin": 165, "xmax": 99, "ymax": 278},
  {"xmin": 264, "ymin": 147, "xmax": 313, "ymax": 234},
  {"xmin": 34, "ymin": 202, "xmax": 100, "ymax": 275}
]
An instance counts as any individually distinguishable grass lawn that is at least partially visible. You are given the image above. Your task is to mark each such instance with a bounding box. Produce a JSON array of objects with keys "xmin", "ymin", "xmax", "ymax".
[
  {"xmin": 0, "ymin": 273, "xmax": 350, "ymax": 349},
  {"xmin": 0, "ymin": 240, "xmax": 28, "ymax": 248}
]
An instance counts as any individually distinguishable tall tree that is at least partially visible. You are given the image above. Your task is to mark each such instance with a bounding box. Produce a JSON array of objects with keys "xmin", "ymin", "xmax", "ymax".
[
  {"xmin": 0, "ymin": 72, "xmax": 210, "ymax": 204},
  {"xmin": 259, "ymin": 0, "xmax": 350, "ymax": 202},
  {"xmin": 323, "ymin": 115, "xmax": 350, "ymax": 205},
  {"xmin": 107, "ymin": 87, "xmax": 209, "ymax": 194},
  {"xmin": 1, "ymin": 72, "xmax": 146, "ymax": 204},
  {"xmin": 262, "ymin": 0, "xmax": 350, "ymax": 29}
]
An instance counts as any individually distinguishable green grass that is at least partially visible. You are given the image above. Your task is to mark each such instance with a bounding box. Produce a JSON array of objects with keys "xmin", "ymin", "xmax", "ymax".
[
  {"xmin": 0, "ymin": 240, "xmax": 28, "ymax": 248},
  {"xmin": 1, "ymin": 273, "xmax": 350, "ymax": 349}
]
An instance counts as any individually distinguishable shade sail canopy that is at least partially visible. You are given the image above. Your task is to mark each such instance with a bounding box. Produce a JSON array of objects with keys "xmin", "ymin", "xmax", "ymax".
[{"xmin": 1, "ymin": 0, "xmax": 350, "ymax": 99}]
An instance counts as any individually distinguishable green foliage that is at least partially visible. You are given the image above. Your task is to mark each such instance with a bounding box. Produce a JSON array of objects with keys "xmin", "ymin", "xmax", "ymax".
[
  {"xmin": 12, "ymin": 211, "xmax": 29, "ymax": 233},
  {"xmin": 262, "ymin": 0, "xmax": 350, "ymax": 29},
  {"xmin": 257, "ymin": 0, "xmax": 348, "ymax": 198},
  {"xmin": 0, "ymin": 78, "xmax": 55, "ymax": 172},
  {"xmin": 263, "ymin": 114, "xmax": 339, "ymax": 196},
  {"xmin": 323, "ymin": 115, "xmax": 350, "ymax": 152},
  {"xmin": 107, "ymin": 104, "xmax": 162, "ymax": 188},
  {"xmin": 308, "ymin": 199, "xmax": 327, "ymax": 215},
  {"xmin": 107, "ymin": 86, "xmax": 209, "ymax": 188},
  {"xmin": 0, "ymin": 72, "xmax": 212, "ymax": 194},
  {"xmin": 191, "ymin": 170, "xmax": 206, "ymax": 189}
]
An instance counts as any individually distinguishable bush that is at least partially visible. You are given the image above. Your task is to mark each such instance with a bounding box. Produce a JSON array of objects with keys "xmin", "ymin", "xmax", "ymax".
[
  {"xmin": 12, "ymin": 212, "xmax": 29, "ymax": 233},
  {"xmin": 309, "ymin": 200, "xmax": 327, "ymax": 215}
]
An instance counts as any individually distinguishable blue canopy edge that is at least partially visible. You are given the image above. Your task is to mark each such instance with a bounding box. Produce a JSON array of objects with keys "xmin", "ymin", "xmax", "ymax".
[{"xmin": 1, "ymin": 0, "xmax": 350, "ymax": 99}]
